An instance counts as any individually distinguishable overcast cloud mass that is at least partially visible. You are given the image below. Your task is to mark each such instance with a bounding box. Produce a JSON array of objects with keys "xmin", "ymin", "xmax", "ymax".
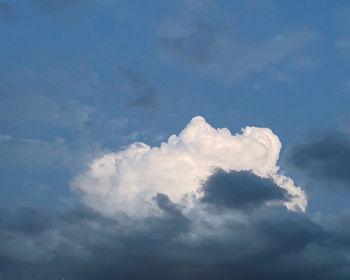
[{"xmin": 1, "ymin": 0, "xmax": 350, "ymax": 279}]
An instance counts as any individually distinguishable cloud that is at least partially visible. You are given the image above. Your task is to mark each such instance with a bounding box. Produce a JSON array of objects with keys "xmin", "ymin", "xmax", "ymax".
[
  {"xmin": 285, "ymin": 131, "xmax": 350, "ymax": 189},
  {"xmin": 161, "ymin": 27, "xmax": 318, "ymax": 81},
  {"xmin": 200, "ymin": 169, "xmax": 290, "ymax": 211},
  {"xmin": 0, "ymin": 65, "xmax": 135, "ymax": 173},
  {"xmin": 158, "ymin": 1, "xmax": 318, "ymax": 82},
  {"xmin": 0, "ymin": 207, "xmax": 51, "ymax": 234},
  {"xmin": 335, "ymin": 37, "xmax": 350, "ymax": 58},
  {"xmin": 34, "ymin": 0, "xmax": 87, "ymax": 12},
  {"xmin": 288, "ymin": 57, "xmax": 320, "ymax": 70},
  {"xmin": 343, "ymin": 79, "xmax": 350, "ymax": 95},
  {"xmin": 0, "ymin": 90, "xmax": 96, "ymax": 132},
  {"xmin": 119, "ymin": 67, "xmax": 159, "ymax": 109},
  {"xmin": 0, "ymin": 197, "xmax": 349, "ymax": 279},
  {"xmin": 1, "ymin": 121, "xmax": 350, "ymax": 279},
  {"xmin": 0, "ymin": 135, "xmax": 71, "ymax": 168},
  {"xmin": 72, "ymin": 116, "xmax": 306, "ymax": 216},
  {"xmin": 0, "ymin": 2, "xmax": 14, "ymax": 17}
]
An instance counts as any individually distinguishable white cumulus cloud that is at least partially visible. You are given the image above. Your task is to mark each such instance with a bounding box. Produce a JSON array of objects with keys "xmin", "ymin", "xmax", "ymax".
[{"xmin": 71, "ymin": 116, "xmax": 307, "ymax": 216}]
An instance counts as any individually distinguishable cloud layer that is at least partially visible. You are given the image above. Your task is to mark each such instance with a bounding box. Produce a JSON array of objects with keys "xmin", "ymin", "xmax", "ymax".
[
  {"xmin": 0, "ymin": 192, "xmax": 349, "ymax": 279},
  {"xmin": 72, "ymin": 116, "xmax": 306, "ymax": 216}
]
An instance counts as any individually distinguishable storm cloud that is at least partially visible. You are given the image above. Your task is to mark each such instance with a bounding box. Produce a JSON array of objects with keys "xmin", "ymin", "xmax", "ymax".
[
  {"xmin": 285, "ymin": 131, "xmax": 350, "ymax": 189},
  {"xmin": 0, "ymin": 187, "xmax": 348, "ymax": 279},
  {"xmin": 201, "ymin": 169, "xmax": 290, "ymax": 210},
  {"xmin": 0, "ymin": 123, "xmax": 349, "ymax": 279}
]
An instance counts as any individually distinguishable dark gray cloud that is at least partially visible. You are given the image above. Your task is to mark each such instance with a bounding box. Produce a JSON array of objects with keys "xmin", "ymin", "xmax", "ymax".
[
  {"xmin": 201, "ymin": 169, "xmax": 290, "ymax": 210},
  {"xmin": 0, "ymin": 177, "xmax": 350, "ymax": 279},
  {"xmin": 153, "ymin": 193, "xmax": 184, "ymax": 216},
  {"xmin": 119, "ymin": 67, "xmax": 159, "ymax": 109},
  {"xmin": 0, "ymin": 207, "xmax": 51, "ymax": 234},
  {"xmin": 285, "ymin": 131, "xmax": 350, "ymax": 189}
]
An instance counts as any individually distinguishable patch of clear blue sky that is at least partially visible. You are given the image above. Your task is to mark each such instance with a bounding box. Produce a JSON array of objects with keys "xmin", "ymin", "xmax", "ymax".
[{"xmin": 0, "ymin": 0, "xmax": 350, "ymax": 213}]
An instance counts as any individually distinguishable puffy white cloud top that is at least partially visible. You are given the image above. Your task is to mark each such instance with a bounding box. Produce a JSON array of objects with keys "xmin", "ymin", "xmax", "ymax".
[{"xmin": 71, "ymin": 116, "xmax": 307, "ymax": 216}]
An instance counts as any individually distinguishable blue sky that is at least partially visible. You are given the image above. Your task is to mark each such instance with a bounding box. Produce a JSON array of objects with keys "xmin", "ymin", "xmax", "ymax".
[{"xmin": 1, "ymin": 1, "xmax": 350, "ymax": 279}]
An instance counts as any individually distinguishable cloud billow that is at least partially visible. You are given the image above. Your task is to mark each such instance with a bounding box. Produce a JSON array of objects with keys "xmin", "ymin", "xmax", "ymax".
[{"xmin": 71, "ymin": 116, "xmax": 306, "ymax": 216}]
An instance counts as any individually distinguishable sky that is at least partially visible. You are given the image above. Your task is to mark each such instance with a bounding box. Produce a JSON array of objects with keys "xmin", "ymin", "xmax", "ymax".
[{"xmin": 1, "ymin": 0, "xmax": 350, "ymax": 279}]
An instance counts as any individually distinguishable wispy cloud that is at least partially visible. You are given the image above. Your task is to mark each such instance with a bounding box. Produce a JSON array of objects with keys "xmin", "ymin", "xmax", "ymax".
[
  {"xmin": 34, "ymin": 0, "xmax": 87, "ymax": 12},
  {"xmin": 119, "ymin": 67, "xmax": 160, "ymax": 109},
  {"xmin": 158, "ymin": 1, "xmax": 319, "ymax": 83},
  {"xmin": 0, "ymin": 135, "xmax": 71, "ymax": 168},
  {"xmin": 0, "ymin": 2, "xmax": 14, "ymax": 17},
  {"xmin": 335, "ymin": 37, "xmax": 350, "ymax": 58}
]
